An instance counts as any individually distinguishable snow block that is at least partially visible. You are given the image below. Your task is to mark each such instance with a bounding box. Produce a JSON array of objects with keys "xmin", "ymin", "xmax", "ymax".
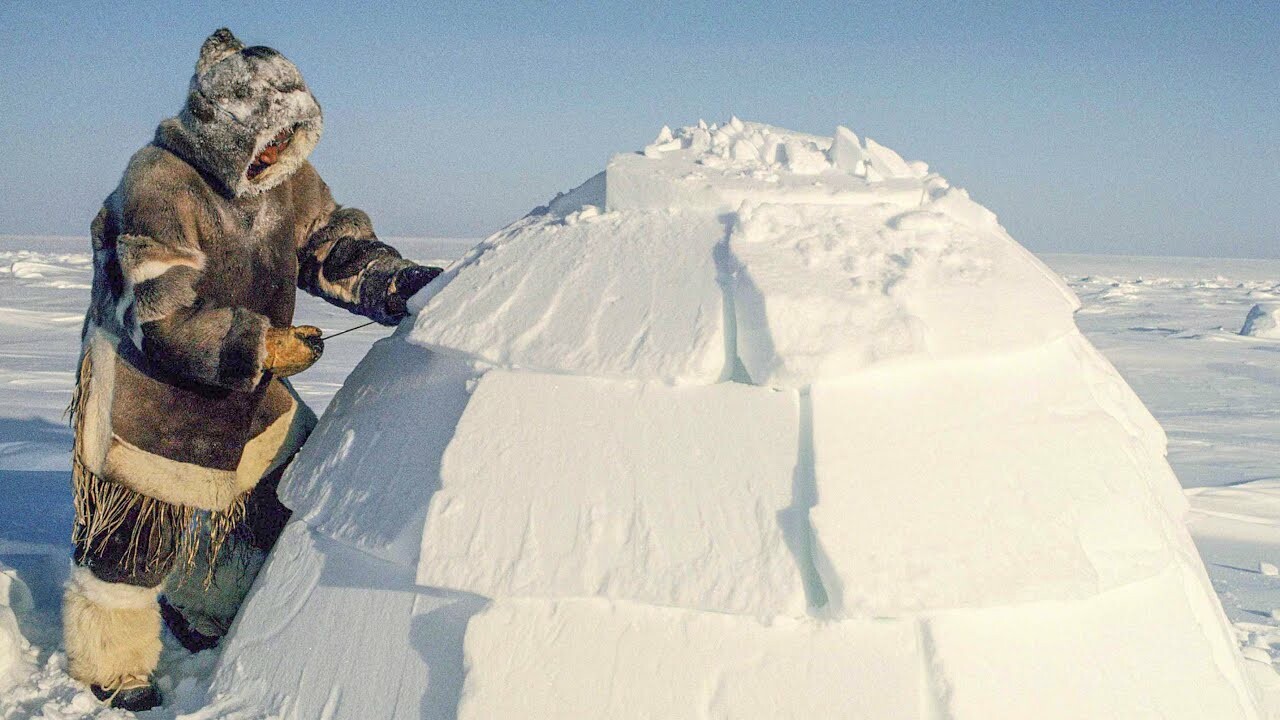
[
  {"xmin": 810, "ymin": 333, "xmax": 1185, "ymax": 615},
  {"xmin": 927, "ymin": 565, "xmax": 1258, "ymax": 720},
  {"xmin": 458, "ymin": 599, "xmax": 923, "ymax": 720},
  {"xmin": 730, "ymin": 201, "xmax": 1080, "ymax": 388},
  {"xmin": 280, "ymin": 336, "xmax": 482, "ymax": 565},
  {"xmin": 416, "ymin": 370, "xmax": 807, "ymax": 617},
  {"xmin": 208, "ymin": 522, "xmax": 486, "ymax": 720},
  {"xmin": 409, "ymin": 210, "xmax": 727, "ymax": 384}
]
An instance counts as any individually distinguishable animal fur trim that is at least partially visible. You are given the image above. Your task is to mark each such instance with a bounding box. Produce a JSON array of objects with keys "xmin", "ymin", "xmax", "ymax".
[
  {"xmin": 100, "ymin": 400, "xmax": 303, "ymax": 508},
  {"xmin": 73, "ymin": 329, "xmax": 116, "ymax": 474},
  {"xmin": 104, "ymin": 436, "xmax": 239, "ymax": 511},
  {"xmin": 67, "ymin": 566, "xmax": 159, "ymax": 609},
  {"xmin": 241, "ymin": 125, "xmax": 321, "ymax": 196},
  {"xmin": 63, "ymin": 568, "xmax": 162, "ymax": 686},
  {"xmin": 71, "ymin": 352, "xmax": 248, "ymax": 581}
]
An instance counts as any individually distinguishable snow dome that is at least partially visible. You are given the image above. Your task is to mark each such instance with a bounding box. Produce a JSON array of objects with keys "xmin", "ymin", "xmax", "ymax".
[{"xmin": 205, "ymin": 120, "xmax": 1264, "ymax": 718}]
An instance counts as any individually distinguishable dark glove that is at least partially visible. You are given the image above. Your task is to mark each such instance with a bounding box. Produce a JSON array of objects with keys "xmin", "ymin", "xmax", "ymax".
[
  {"xmin": 263, "ymin": 325, "xmax": 324, "ymax": 377},
  {"xmin": 384, "ymin": 264, "xmax": 443, "ymax": 322}
]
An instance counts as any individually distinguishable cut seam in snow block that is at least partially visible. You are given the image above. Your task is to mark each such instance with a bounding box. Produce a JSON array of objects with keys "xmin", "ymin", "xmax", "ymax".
[{"xmin": 280, "ymin": 336, "xmax": 484, "ymax": 567}]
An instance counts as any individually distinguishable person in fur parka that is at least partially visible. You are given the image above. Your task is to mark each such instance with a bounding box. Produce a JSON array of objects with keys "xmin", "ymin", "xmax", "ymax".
[{"xmin": 65, "ymin": 28, "xmax": 442, "ymax": 710}]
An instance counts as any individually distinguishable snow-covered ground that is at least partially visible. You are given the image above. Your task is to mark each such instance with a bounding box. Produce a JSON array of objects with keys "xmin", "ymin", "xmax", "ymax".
[{"xmin": 5, "ymin": 236, "xmax": 1280, "ymax": 716}]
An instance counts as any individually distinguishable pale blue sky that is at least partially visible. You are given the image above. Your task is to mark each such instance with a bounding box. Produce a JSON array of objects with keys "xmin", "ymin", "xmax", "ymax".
[{"xmin": 1, "ymin": 1, "xmax": 1275, "ymax": 256}]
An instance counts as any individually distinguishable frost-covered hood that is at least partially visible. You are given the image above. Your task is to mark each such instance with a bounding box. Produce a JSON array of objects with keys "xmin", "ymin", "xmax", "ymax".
[{"xmin": 155, "ymin": 28, "xmax": 323, "ymax": 198}]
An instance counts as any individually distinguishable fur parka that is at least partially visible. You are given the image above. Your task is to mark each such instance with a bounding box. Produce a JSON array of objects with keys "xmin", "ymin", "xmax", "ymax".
[{"xmin": 73, "ymin": 28, "xmax": 423, "ymax": 576}]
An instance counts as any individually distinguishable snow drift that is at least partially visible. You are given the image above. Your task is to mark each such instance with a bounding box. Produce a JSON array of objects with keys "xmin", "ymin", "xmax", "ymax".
[
  {"xmin": 1242, "ymin": 303, "xmax": 1280, "ymax": 339},
  {"xmin": 0, "ymin": 564, "xmax": 35, "ymax": 690},
  {"xmin": 206, "ymin": 120, "xmax": 1265, "ymax": 718}
]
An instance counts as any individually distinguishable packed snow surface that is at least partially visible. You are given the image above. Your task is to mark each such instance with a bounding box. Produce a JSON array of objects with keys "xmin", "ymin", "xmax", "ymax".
[{"xmin": 5, "ymin": 126, "xmax": 1280, "ymax": 718}]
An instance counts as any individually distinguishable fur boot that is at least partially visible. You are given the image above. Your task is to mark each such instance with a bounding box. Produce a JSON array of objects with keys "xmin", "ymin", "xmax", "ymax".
[{"xmin": 63, "ymin": 566, "xmax": 162, "ymax": 708}]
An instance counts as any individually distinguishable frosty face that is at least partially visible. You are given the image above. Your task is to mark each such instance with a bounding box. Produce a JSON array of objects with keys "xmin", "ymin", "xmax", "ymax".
[{"xmin": 172, "ymin": 28, "xmax": 324, "ymax": 196}]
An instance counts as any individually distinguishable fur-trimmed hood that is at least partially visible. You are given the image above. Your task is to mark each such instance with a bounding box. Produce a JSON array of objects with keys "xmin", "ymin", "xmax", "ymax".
[{"xmin": 155, "ymin": 28, "xmax": 323, "ymax": 198}]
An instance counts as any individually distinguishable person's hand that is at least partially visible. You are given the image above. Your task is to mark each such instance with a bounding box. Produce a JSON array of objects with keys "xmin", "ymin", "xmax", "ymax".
[
  {"xmin": 263, "ymin": 325, "xmax": 324, "ymax": 377},
  {"xmin": 384, "ymin": 264, "xmax": 443, "ymax": 322}
]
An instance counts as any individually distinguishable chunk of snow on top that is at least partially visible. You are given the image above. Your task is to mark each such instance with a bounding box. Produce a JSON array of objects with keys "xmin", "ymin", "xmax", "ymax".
[
  {"xmin": 827, "ymin": 125, "xmax": 865, "ymax": 174},
  {"xmin": 621, "ymin": 121, "xmax": 928, "ymax": 214},
  {"xmin": 1241, "ymin": 304, "xmax": 1280, "ymax": 339},
  {"xmin": 636, "ymin": 120, "xmax": 926, "ymax": 184}
]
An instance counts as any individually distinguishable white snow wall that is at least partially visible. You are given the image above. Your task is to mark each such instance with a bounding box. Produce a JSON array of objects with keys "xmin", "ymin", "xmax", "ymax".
[{"xmin": 210, "ymin": 121, "xmax": 1263, "ymax": 719}]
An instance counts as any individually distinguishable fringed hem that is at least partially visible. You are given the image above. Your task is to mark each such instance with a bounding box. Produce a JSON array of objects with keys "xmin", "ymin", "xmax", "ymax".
[{"xmin": 69, "ymin": 350, "xmax": 246, "ymax": 586}]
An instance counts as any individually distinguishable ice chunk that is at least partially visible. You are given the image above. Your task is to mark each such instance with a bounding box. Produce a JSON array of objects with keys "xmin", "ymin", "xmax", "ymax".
[
  {"xmin": 730, "ymin": 202, "xmax": 1079, "ymax": 387},
  {"xmin": 810, "ymin": 334, "xmax": 1183, "ymax": 615},
  {"xmin": 417, "ymin": 371, "xmax": 807, "ymax": 616},
  {"xmin": 1241, "ymin": 304, "xmax": 1280, "ymax": 339},
  {"xmin": 459, "ymin": 599, "xmax": 922, "ymax": 720},
  {"xmin": 863, "ymin": 137, "xmax": 916, "ymax": 178},
  {"xmin": 410, "ymin": 210, "xmax": 727, "ymax": 384},
  {"xmin": 280, "ymin": 338, "xmax": 482, "ymax": 565},
  {"xmin": 605, "ymin": 121, "xmax": 927, "ymax": 214},
  {"xmin": 928, "ymin": 565, "xmax": 1257, "ymax": 719},
  {"xmin": 826, "ymin": 125, "xmax": 864, "ymax": 173}
]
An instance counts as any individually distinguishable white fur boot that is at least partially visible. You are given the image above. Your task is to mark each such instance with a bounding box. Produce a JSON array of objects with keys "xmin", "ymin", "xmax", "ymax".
[{"xmin": 63, "ymin": 566, "xmax": 163, "ymax": 710}]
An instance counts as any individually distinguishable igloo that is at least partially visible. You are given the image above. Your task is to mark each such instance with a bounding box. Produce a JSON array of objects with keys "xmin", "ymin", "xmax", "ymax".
[{"xmin": 204, "ymin": 120, "xmax": 1265, "ymax": 719}]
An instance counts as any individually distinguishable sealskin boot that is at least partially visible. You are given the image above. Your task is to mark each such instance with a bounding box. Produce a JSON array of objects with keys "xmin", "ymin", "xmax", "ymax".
[
  {"xmin": 91, "ymin": 674, "xmax": 161, "ymax": 711},
  {"xmin": 159, "ymin": 595, "xmax": 221, "ymax": 653}
]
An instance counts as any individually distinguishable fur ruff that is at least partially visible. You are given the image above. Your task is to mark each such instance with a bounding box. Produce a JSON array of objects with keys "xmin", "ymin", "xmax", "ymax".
[{"xmin": 63, "ymin": 567, "xmax": 161, "ymax": 687}]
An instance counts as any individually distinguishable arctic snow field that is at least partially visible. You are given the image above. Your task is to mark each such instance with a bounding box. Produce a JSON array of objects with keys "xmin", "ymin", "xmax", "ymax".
[{"xmin": 3, "ymin": 239, "xmax": 1280, "ymax": 717}]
